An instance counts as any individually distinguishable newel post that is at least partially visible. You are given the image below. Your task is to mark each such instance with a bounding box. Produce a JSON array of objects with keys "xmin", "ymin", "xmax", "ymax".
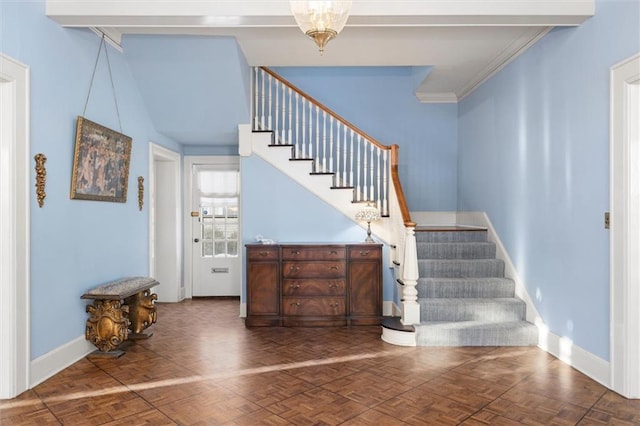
[{"xmin": 401, "ymin": 224, "xmax": 420, "ymax": 325}]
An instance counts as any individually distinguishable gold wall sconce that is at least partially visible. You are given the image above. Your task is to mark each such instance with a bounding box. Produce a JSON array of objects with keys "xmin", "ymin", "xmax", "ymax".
[
  {"xmin": 34, "ymin": 153, "xmax": 47, "ymax": 208},
  {"xmin": 137, "ymin": 176, "xmax": 144, "ymax": 211}
]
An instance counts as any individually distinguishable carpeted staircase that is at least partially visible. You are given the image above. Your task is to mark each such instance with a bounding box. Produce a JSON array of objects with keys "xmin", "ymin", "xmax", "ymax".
[{"xmin": 413, "ymin": 227, "xmax": 539, "ymax": 346}]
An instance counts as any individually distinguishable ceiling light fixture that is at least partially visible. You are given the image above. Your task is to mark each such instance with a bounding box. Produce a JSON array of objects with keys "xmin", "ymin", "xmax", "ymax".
[{"xmin": 290, "ymin": 0, "xmax": 352, "ymax": 55}]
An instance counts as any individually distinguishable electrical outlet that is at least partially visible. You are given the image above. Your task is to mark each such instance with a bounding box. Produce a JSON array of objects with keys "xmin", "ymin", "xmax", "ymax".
[{"xmin": 605, "ymin": 212, "xmax": 610, "ymax": 229}]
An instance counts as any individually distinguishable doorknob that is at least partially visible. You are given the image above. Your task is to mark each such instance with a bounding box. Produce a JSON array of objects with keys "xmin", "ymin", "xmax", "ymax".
[{"xmin": 194, "ymin": 238, "xmax": 200, "ymax": 243}]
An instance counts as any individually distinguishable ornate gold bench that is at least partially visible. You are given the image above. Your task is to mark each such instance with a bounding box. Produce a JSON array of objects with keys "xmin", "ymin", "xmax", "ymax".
[{"xmin": 81, "ymin": 276, "xmax": 159, "ymax": 356}]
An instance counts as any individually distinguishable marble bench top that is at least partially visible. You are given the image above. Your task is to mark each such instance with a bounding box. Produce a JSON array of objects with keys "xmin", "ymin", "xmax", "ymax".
[{"xmin": 81, "ymin": 276, "xmax": 159, "ymax": 300}]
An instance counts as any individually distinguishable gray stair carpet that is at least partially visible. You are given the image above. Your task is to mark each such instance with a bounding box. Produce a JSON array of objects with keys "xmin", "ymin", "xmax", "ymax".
[{"xmin": 414, "ymin": 227, "xmax": 538, "ymax": 346}]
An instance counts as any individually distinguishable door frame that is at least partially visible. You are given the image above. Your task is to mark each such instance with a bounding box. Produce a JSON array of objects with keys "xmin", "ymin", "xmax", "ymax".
[
  {"xmin": 183, "ymin": 155, "xmax": 241, "ymax": 299},
  {"xmin": 149, "ymin": 143, "xmax": 182, "ymax": 302},
  {"xmin": 0, "ymin": 53, "xmax": 30, "ymax": 399},
  {"xmin": 610, "ymin": 52, "xmax": 640, "ymax": 399}
]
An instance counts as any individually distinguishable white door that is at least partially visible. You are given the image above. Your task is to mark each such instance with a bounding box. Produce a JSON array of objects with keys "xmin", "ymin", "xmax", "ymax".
[{"xmin": 191, "ymin": 163, "xmax": 241, "ymax": 296}]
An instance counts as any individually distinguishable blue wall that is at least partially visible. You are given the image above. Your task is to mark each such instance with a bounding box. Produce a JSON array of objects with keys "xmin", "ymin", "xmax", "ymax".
[
  {"xmin": 271, "ymin": 67, "xmax": 459, "ymax": 212},
  {"xmin": 241, "ymin": 155, "xmax": 395, "ymax": 301},
  {"xmin": 1, "ymin": 1, "xmax": 181, "ymax": 359},
  {"xmin": 458, "ymin": 0, "xmax": 640, "ymax": 360}
]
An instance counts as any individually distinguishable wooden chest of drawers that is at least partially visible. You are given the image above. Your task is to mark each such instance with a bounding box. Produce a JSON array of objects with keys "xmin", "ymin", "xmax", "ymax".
[{"xmin": 245, "ymin": 243, "xmax": 382, "ymax": 327}]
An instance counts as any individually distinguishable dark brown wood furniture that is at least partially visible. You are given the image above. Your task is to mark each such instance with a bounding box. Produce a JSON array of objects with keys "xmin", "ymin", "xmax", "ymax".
[{"xmin": 245, "ymin": 243, "xmax": 382, "ymax": 327}]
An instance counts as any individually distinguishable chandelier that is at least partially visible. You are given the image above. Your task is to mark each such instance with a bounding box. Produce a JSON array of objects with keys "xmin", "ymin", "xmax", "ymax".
[{"xmin": 290, "ymin": 1, "xmax": 352, "ymax": 55}]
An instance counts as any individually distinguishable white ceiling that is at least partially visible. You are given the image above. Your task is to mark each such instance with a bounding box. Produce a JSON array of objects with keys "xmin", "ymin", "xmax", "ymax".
[{"xmin": 47, "ymin": 0, "xmax": 594, "ymax": 103}]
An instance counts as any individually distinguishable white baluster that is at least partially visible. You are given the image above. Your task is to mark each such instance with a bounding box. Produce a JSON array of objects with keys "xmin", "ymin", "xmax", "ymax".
[
  {"xmin": 288, "ymin": 89, "xmax": 292, "ymax": 147},
  {"xmin": 343, "ymin": 125, "xmax": 348, "ymax": 187},
  {"xmin": 349, "ymin": 131, "xmax": 354, "ymax": 188},
  {"xmin": 369, "ymin": 143, "xmax": 375, "ymax": 204},
  {"xmin": 254, "ymin": 68, "xmax": 259, "ymax": 130},
  {"xmin": 383, "ymin": 149, "xmax": 389, "ymax": 216},
  {"xmin": 356, "ymin": 135, "xmax": 362, "ymax": 201},
  {"xmin": 295, "ymin": 93, "xmax": 300, "ymax": 158},
  {"xmin": 260, "ymin": 70, "xmax": 265, "ymax": 130},
  {"xmin": 375, "ymin": 147, "xmax": 381, "ymax": 212},
  {"xmin": 315, "ymin": 106, "xmax": 320, "ymax": 170},
  {"xmin": 335, "ymin": 121, "xmax": 341, "ymax": 184},
  {"xmin": 308, "ymin": 101, "xmax": 313, "ymax": 159},
  {"xmin": 274, "ymin": 80, "xmax": 279, "ymax": 142},
  {"xmin": 322, "ymin": 111, "xmax": 327, "ymax": 172},
  {"xmin": 267, "ymin": 74, "xmax": 272, "ymax": 130},
  {"xmin": 302, "ymin": 98, "xmax": 307, "ymax": 158},
  {"xmin": 281, "ymin": 84, "xmax": 287, "ymax": 144},
  {"xmin": 329, "ymin": 116, "xmax": 334, "ymax": 173}
]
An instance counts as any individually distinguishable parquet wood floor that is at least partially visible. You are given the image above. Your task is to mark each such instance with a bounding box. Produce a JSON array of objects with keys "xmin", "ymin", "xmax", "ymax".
[{"xmin": 2, "ymin": 298, "xmax": 639, "ymax": 425}]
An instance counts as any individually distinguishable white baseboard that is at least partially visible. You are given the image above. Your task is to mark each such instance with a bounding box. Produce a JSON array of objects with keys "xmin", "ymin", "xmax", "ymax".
[
  {"xmin": 30, "ymin": 335, "xmax": 95, "ymax": 388},
  {"xmin": 410, "ymin": 211, "xmax": 457, "ymax": 226},
  {"xmin": 239, "ymin": 302, "xmax": 247, "ymax": 318},
  {"xmin": 383, "ymin": 301, "xmax": 397, "ymax": 317},
  {"xmin": 538, "ymin": 326, "xmax": 611, "ymax": 388}
]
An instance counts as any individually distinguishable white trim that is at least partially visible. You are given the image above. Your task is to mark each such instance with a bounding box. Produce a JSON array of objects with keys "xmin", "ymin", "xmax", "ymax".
[
  {"xmin": 88, "ymin": 27, "xmax": 123, "ymax": 52},
  {"xmin": 382, "ymin": 300, "xmax": 396, "ymax": 317},
  {"xmin": 183, "ymin": 155, "xmax": 241, "ymax": 301},
  {"xmin": 381, "ymin": 327, "xmax": 416, "ymax": 347},
  {"xmin": 30, "ymin": 336, "xmax": 95, "ymax": 389},
  {"xmin": 610, "ymin": 52, "xmax": 640, "ymax": 399},
  {"xmin": 415, "ymin": 92, "xmax": 458, "ymax": 103},
  {"xmin": 149, "ymin": 143, "xmax": 182, "ymax": 302},
  {"xmin": 537, "ymin": 326, "xmax": 610, "ymax": 388},
  {"xmin": 456, "ymin": 211, "xmax": 541, "ymax": 324},
  {"xmin": 239, "ymin": 302, "xmax": 247, "ymax": 318},
  {"xmin": 0, "ymin": 53, "xmax": 30, "ymax": 400},
  {"xmin": 410, "ymin": 211, "xmax": 458, "ymax": 226},
  {"xmin": 457, "ymin": 27, "xmax": 553, "ymax": 102}
]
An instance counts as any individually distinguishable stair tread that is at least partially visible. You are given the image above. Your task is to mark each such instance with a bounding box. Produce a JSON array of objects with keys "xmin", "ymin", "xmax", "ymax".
[
  {"xmin": 419, "ymin": 297, "xmax": 525, "ymax": 304},
  {"xmin": 418, "ymin": 277, "xmax": 513, "ymax": 282},
  {"xmin": 415, "ymin": 320, "xmax": 538, "ymax": 346},
  {"xmin": 417, "ymin": 320, "xmax": 536, "ymax": 328}
]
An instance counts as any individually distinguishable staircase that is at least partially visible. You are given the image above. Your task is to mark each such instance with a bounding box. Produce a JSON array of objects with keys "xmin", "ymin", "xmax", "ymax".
[
  {"xmin": 412, "ymin": 227, "xmax": 538, "ymax": 346},
  {"xmin": 251, "ymin": 66, "xmax": 539, "ymax": 347}
]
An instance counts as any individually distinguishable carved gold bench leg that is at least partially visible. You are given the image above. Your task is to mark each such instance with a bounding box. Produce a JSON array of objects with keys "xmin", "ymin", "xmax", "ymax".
[
  {"xmin": 85, "ymin": 300, "xmax": 130, "ymax": 357},
  {"xmin": 124, "ymin": 289, "xmax": 158, "ymax": 339}
]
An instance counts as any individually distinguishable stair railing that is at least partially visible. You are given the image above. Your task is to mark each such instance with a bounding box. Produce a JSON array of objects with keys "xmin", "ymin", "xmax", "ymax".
[{"xmin": 252, "ymin": 66, "xmax": 420, "ymax": 325}]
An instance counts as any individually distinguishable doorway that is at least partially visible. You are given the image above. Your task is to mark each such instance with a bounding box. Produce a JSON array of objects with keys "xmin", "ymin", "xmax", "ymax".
[
  {"xmin": 149, "ymin": 143, "xmax": 182, "ymax": 303},
  {"xmin": 184, "ymin": 156, "xmax": 241, "ymax": 298},
  {"xmin": 0, "ymin": 53, "xmax": 30, "ymax": 399},
  {"xmin": 610, "ymin": 53, "xmax": 640, "ymax": 398}
]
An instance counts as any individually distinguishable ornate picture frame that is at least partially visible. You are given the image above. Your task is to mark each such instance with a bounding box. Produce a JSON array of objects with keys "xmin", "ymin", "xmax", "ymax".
[{"xmin": 70, "ymin": 116, "xmax": 132, "ymax": 202}]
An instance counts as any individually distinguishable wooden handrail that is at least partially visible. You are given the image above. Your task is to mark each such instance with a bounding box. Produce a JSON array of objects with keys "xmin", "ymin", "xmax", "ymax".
[
  {"xmin": 390, "ymin": 145, "xmax": 415, "ymax": 227},
  {"xmin": 260, "ymin": 67, "xmax": 390, "ymax": 152}
]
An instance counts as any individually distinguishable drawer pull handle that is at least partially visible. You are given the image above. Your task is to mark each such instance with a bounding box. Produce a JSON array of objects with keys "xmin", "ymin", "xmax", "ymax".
[
  {"xmin": 330, "ymin": 250, "xmax": 338, "ymax": 255},
  {"xmin": 328, "ymin": 283, "xmax": 339, "ymax": 288},
  {"xmin": 290, "ymin": 284, "xmax": 301, "ymax": 289},
  {"xmin": 259, "ymin": 251, "xmax": 269, "ymax": 257},
  {"xmin": 329, "ymin": 266, "xmax": 339, "ymax": 270},
  {"xmin": 359, "ymin": 250, "xmax": 370, "ymax": 256},
  {"xmin": 290, "ymin": 302, "xmax": 301, "ymax": 307},
  {"xmin": 291, "ymin": 250, "xmax": 300, "ymax": 255},
  {"xmin": 290, "ymin": 266, "xmax": 301, "ymax": 272},
  {"xmin": 329, "ymin": 303, "xmax": 339, "ymax": 308}
]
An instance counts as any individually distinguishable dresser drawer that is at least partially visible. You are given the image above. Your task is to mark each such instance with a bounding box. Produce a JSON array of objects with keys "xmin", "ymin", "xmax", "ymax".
[
  {"xmin": 348, "ymin": 246, "xmax": 382, "ymax": 260},
  {"xmin": 282, "ymin": 279, "xmax": 345, "ymax": 296},
  {"xmin": 282, "ymin": 246, "xmax": 346, "ymax": 261},
  {"xmin": 247, "ymin": 246, "xmax": 279, "ymax": 261},
  {"xmin": 282, "ymin": 297, "xmax": 345, "ymax": 316},
  {"xmin": 282, "ymin": 261, "xmax": 346, "ymax": 278}
]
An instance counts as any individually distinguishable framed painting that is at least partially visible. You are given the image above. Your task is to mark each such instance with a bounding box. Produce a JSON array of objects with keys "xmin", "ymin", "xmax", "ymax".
[{"xmin": 70, "ymin": 116, "xmax": 132, "ymax": 202}]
